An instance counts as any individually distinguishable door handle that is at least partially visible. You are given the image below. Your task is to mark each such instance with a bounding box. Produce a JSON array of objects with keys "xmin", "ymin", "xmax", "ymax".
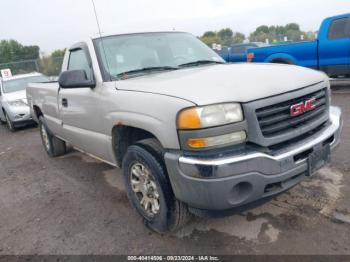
[{"xmin": 62, "ymin": 98, "xmax": 68, "ymax": 107}]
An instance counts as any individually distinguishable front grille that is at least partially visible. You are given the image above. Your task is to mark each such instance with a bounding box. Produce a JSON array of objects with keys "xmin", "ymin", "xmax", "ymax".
[
  {"xmin": 267, "ymin": 122, "xmax": 327, "ymax": 152},
  {"xmin": 256, "ymin": 88, "xmax": 328, "ymax": 137}
]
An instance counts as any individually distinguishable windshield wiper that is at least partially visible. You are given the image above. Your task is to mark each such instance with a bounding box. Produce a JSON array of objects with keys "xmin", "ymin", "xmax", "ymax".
[
  {"xmin": 179, "ymin": 60, "xmax": 225, "ymax": 67},
  {"xmin": 116, "ymin": 66, "xmax": 179, "ymax": 78}
]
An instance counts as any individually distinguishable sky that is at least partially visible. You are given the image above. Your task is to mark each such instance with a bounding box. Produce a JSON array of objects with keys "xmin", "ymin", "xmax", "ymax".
[{"xmin": 0, "ymin": 0, "xmax": 349, "ymax": 54}]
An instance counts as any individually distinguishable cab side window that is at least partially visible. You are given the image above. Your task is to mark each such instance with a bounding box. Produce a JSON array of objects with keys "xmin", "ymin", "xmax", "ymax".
[
  {"xmin": 231, "ymin": 46, "xmax": 245, "ymax": 54},
  {"xmin": 68, "ymin": 49, "xmax": 93, "ymax": 80},
  {"xmin": 328, "ymin": 18, "xmax": 349, "ymax": 40}
]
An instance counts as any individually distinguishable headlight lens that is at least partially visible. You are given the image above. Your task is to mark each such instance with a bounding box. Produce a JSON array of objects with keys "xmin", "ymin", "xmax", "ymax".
[
  {"xmin": 187, "ymin": 131, "xmax": 247, "ymax": 149},
  {"xmin": 177, "ymin": 103, "xmax": 243, "ymax": 129},
  {"xmin": 8, "ymin": 100, "xmax": 27, "ymax": 107}
]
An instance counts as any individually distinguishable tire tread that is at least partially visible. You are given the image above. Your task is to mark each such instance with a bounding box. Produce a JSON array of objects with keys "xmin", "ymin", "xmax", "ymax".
[
  {"xmin": 39, "ymin": 116, "xmax": 66, "ymax": 157},
  {"xmin": 123, "ymin": 138, "xmax": 190, "ymax": 233}
]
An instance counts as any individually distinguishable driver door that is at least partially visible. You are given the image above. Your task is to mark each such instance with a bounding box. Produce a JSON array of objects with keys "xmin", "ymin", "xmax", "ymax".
[
  {"xmin": 58, "ymin": 46, "xmax": 108, "ymax": 160},
  {"xmin": 319, "ymin": 16, "xmax": 350, "ymax": 76}
]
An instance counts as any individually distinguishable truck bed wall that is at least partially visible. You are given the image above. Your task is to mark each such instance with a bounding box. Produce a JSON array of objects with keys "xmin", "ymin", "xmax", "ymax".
[
  {"xmin": 27, "ymin": 82, "xmax": 61, "ymax": 134},
  {"xmin": 249, "ymin": 41, "xmax": 319, "ymax": 68}
]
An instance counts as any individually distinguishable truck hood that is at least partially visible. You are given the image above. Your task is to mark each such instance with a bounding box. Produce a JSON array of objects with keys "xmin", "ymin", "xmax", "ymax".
[
  {"xmin": 116, "ymin": 63, "xmax": 327, "ymax": 105},
  {"xmin": 3, "ymin": 90, "xmax": 27, "ymax": 102}
]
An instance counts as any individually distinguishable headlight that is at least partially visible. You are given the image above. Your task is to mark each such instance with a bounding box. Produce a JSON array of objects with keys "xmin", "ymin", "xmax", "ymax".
[
  {"xmin": 187, "ymin": 131, "xmax": 247, "ymax": 148},
  {"xmin": 177, "ymin": 103, "xmax": 243, "ymax": 129},
  {"xmin": 8, "ymin": 100, "xmax": 27, "ymax": 107}
]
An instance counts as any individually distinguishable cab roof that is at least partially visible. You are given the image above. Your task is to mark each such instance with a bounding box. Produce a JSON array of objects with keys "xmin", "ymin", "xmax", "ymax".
[{"xmin": 90, "ymin": 31, "xmax": 187, "ymax": 40}]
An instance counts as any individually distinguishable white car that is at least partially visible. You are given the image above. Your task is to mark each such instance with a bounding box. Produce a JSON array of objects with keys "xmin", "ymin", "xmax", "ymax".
[{"xmin": 0, "ymin": 72, "xmax": 49, "ymax": 131}]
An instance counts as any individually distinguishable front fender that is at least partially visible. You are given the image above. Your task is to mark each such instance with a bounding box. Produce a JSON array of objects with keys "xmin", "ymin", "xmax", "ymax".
[
  {"xmin": 105, "ymin": 90, "xmax": 195, "ymax": 149},
  {"xmin": 106, "ymin": 111, "xmax": 166, "ymax": 145},
  {"xmin": 2, "ymin": 103, "xmax": 31, "ymax": 122}
]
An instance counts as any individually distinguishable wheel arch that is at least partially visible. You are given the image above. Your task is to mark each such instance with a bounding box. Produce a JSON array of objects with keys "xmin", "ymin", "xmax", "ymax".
[
  {"xmin": 265, "ymin": 53, "xmax": 297, "ymax": 65},
  {"xmin": 32, "ymin": 105, "xmax": 43, "ymax": 121},
  {"xmin": 112, "ymin": 124, "xmax": 163, "ymax": 167}
]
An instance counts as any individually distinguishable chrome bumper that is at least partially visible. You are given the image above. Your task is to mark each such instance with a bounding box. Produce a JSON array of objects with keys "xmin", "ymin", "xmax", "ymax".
[
  {"xmin": 179, "ymin": 106, "xmax": 342, "ymax": 175},
  {"xmin": 165, "ymin": 106, "xmax": 342, "ymax": 210}
]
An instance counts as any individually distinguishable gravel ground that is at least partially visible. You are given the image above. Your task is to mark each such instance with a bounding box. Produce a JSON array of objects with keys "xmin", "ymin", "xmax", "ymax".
[{"xmin": 0, "ymin": 89, "xmax": 349, "ymax": 255}]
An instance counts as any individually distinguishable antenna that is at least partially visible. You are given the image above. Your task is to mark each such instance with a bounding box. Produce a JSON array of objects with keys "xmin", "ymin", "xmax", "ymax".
[
  {"xmin": 91, "ymin": 0, "xmax": 103, "ymax": 37},
  {"xmin": 91, "ymin": 0, "xmax": 111, "ymax": 81}
]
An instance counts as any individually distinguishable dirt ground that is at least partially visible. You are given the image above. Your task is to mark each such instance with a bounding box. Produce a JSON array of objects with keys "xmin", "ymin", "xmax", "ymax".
[{"xmin": 0, "ymin": 89, "xmax": 349, "ymax": 255}]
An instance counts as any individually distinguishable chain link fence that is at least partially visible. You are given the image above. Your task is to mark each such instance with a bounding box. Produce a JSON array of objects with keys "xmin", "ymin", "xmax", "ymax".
[{"xmin": 0, "ymin": 57, "xmax": 64, "ymax": 78}]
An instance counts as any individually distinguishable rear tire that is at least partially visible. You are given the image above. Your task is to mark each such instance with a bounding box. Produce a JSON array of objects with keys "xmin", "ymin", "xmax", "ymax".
[
  {"xmin": 39, "ymin": 116, "xmax": 66, "ymax": 157},
  {"xmin": 122, "ymin": 138, "xmax": 190, "ymax": 233}
]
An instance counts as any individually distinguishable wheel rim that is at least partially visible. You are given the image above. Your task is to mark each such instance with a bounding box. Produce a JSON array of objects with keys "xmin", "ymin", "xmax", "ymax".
[
  {"xmin": 40, "ymin": 124, "xmax": 50, "ymax": 151},
  {"xmin": 6, "ymin": 114, "xmax": 13, "ymax": 130},
  {"xmin": 130, "ymin": 162, "xmax": 160, "ymax": 217}
]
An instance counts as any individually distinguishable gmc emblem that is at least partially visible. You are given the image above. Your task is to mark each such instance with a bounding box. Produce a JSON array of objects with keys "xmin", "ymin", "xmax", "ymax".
[{"xmin": 290, "ymin": 98, "xmax": 316, "ymax": 117}]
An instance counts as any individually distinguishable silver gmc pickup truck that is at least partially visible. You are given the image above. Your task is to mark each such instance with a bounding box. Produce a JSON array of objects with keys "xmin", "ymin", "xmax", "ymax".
[{"xmin": 27, "ymin": 32, "xmax": 343, "ymax": 233}]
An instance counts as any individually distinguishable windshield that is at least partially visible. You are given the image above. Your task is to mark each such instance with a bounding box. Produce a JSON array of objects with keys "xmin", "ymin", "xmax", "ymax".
[
  {"xmin": 2, "ymin": 75, "xmax": 49, "ymax": 94},
  {"xmin": 94, "ymin": 32, "xmax": 225, "ymax": 79}
]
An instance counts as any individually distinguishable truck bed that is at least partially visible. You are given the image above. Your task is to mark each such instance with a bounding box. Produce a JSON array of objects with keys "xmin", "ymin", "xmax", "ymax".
[
  {"xmin": 249, "ymin": 41, "xmax": 318, "ymax": 68},
  {"xmin": 27, "ymin": 82, "xmax": 60, "ymax": 123}
]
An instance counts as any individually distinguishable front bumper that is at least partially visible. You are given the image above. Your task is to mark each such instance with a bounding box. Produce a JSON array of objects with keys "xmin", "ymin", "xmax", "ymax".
[
  {"xmin": 165, "ymin": 106, "xmax": 342, "ymax": 211},
  {"xmin": 7, "ymin": 106, "xmax": 35, "ymax": 127}
]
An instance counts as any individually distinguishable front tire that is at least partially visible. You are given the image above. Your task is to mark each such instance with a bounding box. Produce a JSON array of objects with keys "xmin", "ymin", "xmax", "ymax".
[
  {"xmin": 122, "ymin": 139, "xmax": 190, "ymax": 233},
  {"xmin": 0, "ymin": 116, "xmax": 6, "ymax": 125},
  {"xmin": 39, "ymin": 116, "xmax": 66, "ymax": 157},
  {"xmin": 5, "ymin": 112, "xmax": 15, "ymax": 132}
]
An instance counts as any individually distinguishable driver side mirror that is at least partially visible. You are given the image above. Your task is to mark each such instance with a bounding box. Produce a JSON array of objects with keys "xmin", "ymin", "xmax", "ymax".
[{"xmin": 58, "ymin": 70, "xmax": 95, "ymax": 88}]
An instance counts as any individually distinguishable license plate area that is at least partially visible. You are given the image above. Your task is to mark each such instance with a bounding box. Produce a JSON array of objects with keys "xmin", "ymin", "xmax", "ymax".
[{"xmin": 307, "ymin": 144, "xmax": 330, "ymax": 176}]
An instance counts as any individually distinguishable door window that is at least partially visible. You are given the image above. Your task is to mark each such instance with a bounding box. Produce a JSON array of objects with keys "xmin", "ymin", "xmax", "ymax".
[
  {"xmin": 230, "ymin": 45, "xmax": 255, "ymax": 54},
  {"xmin": 328, "ymin": 18, "xmax": 349, "ymax": 40},
  {"xmin": 68, "ymin": 49, "xmax": 93, "ymax": 80}
]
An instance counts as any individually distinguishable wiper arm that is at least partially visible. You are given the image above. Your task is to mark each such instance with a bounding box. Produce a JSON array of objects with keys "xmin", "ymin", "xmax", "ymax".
[
  {"xmin": 179, "ymin": 60, "xmax": 225, "ymax": 67},
  {"xmin": 116, "ymin": 66, "xmax": 179, "ymax": 78}
]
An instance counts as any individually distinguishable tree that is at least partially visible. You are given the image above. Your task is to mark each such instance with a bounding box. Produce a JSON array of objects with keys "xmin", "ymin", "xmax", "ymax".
[
  {"xmin": 39, "ymin": 49, "xmax": 65, "ymax": 76},
  {"xmin": 0, "ymin": 40, "xmax": 39, "ymax": 64},
  {"xmin": 202, "ymin": 31, "xmax": 216, "ymax": 38},
  {"xmin": 255, "ymin": 25, "xmax": 269, "ymax": 34},
  {"xmin": 249, "ymin": 31, "xmax": 269, "ymax": 43},
  {"xmin": 232, "ymin": 32, "xmax": 245, "ymax": 44},
  {"xmin": 249, "ymin": 23, "xmax": 316, "ymax": 43},
  {"xmin": 200, "ymin": 29, "xmax": 247, "ymax": 47},
  {"xmin": 0, "ymin": 40, "xmax": 40, "ymax": 74},
  {"xmin": 218, "ymin": 28, "xmax": 233, "ymax": 40},
  {"xmin": 305, "ymin": 31, "xmax": 317, "ymax": 40},
  {"xmin": 218, "ymin": 28, "xmax": 234, "ymax": 45},
  {"xmin": 286, "ymin": 29, "xmax": 302, "ymax": 42},
  {"xmin": 285, "ymin": 23, "xmax": 300, "ymax": 31},
  {"xmin": 200, "ymin": 34, "xmax": 221, "ymax": 47}
]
